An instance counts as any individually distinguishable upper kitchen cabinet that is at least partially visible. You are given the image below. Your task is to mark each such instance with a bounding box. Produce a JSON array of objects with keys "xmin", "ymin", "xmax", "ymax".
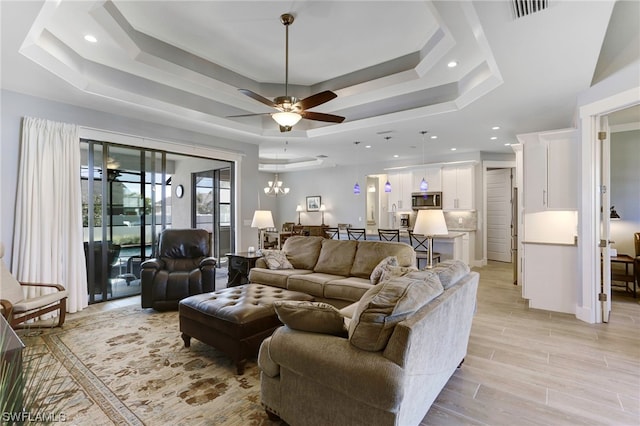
[
  {"xmin": 442, "ymin": 165, "xmax": 475, "ymax": 210},
  {"xmin": 387, "ymin": 171, "xmax": 413, "ymax": 212},
  {"xmin": 411, "ymin": 167, "xmax": 442, "ymax": 192},
  {"xmin": 519, "ymin": 128, "xmax": 578, "ymax": 213}
]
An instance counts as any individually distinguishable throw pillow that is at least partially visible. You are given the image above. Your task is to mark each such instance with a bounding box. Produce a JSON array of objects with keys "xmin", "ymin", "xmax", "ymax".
[
  {"xmin": 262, "ymin": 250, "xmax": 294, "ymax": 270},
  {"xmin": 273, "ymin": 300, "xmax": 347, "ymax": 336},
  {"xmin": 429, "ymin": 260, "xmax": 470, "ymax": 289},
  {"xmin": 379, "ymin": 265, "xmax": 418, "ymax": 283},
  {"xmin": 369, "ymin": 256, "xmax": 399, "ymax": 285},
  {"xmin": 349, "ymin": 275, "xmax": 444, "ymax": 352}
]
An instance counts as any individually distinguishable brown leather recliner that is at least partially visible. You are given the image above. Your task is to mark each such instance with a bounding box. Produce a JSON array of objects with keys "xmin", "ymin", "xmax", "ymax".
[{"xmin": 141, "ymin": 229, "xmax": 216, "ymax": 310}]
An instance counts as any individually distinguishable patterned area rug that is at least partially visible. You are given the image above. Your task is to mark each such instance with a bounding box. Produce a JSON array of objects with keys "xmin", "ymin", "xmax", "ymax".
[{"xmin": 17, "ymin": 306, "xmax": 280, "ymax": 425}]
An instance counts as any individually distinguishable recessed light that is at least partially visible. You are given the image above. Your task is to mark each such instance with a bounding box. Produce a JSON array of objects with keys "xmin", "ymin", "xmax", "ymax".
[
  {"xmin": 430, "ymin": 135, "xmax": 438, "ymax": 139},
  {"xmin": 447, "ymin": 61, "xmax": 458, "ymax": 68},
  {"xmin": 393, "ymin": 154, "xmax": 399, "ymax": 158},
  {"xmin": 490, "ymin": 136, "xmax": 498, "ymax": 140},
  {"xmin": 84, "ymin": 34, "xmax": 97, "ymax": 43},
  {"xmin": 492, "ymin": 126, "xmax": 500, "ymax": 130},
  {"xmin": 365, "ymin": 145, "xmax": 372, "ymax": 149},
  {"xmin": 450, "ymin": 148, "xmax": 457, "ymax": 151},
  {"xmin": 504, "ymin": 143, "xmax": 511, "ymax": 146}
]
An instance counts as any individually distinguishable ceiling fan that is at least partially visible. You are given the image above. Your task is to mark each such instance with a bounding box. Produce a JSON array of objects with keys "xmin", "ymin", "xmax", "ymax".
[{"xmin": 233, "ymin": 13, "xmax": 345, "ymax": 132}]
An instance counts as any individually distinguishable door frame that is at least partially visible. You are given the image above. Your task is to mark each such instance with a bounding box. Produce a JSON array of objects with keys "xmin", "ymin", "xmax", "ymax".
[
  {"xmin": 578, "ymin": 87, "xmax": 639, "ymax": 323},
  {"xmin": 482, "ymin": 160, "xmax": 516, "ymax": 267}
]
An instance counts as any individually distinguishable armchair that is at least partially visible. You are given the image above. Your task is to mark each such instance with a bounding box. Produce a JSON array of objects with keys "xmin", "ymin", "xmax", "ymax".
[
  {"xmin": 0, "ymin": 243, "xmax": 67, "ymax": 328},
  {"xmin": 141, "ymin": 229, "xmax": 216, "ymax": 311}
]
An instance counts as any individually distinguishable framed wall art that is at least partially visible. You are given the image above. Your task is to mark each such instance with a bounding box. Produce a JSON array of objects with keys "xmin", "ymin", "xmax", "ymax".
[{"xmin": 306, "ymin": 196, "xmax": 321, "ymax": 212}]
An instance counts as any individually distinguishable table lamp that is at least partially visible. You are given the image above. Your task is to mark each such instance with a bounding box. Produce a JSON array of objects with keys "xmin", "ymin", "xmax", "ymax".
[
  {"xmin": 251, "ymin": 210, "xmax": 275, "ymax": 252},
  {"xmin": 296, "ymin": 204, "xmax": 303, "ymax": 225},
  {"xmin": 412, "ymin": 209, "xmax": 448, "ymax": 269},
  {"xmin": 319, "ymin": 204, "xmax": 326, "ymax": 226}
]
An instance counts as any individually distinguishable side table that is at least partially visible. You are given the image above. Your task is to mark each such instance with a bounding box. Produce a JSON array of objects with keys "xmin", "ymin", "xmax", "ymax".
[
  {"xmin": 226, "ymin": 252, "xmax": 263, "ymax": 287},
  {"xmin": 610, "ymin": 254, "xmax": 637, "ymax": 298}
]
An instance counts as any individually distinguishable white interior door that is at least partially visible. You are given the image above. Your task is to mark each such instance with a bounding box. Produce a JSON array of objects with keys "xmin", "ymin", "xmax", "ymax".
[
  {"xmin": 599, "ymin": 116, "xmax": 612, "ymax": 323},
  {"xmin": 486, "ymin": 168, "xmax": 513, "ymax": 262}
]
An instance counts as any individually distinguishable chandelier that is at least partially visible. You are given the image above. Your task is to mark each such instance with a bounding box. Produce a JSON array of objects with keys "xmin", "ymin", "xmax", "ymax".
[{"xmin": 264, "ymin": 173, "xmax": 289, "ymax": 196}]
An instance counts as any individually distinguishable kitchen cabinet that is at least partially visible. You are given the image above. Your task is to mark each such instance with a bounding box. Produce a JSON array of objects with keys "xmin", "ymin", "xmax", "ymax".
[
  {"xmin": 442, "ymin": 165, "xmax": 474, "ymax": 210},
  {"xmin": 411, "ymin": 167, "xmax": 442, "ymax": 192},
  {"xmin": 461, "ymin": 231, "xmax": 471, "ymax": 265},
  {"xmin": 432, "ymin": 233, "xmax": 464, "ymax": 262},
  {"xmin": 387, "ymin": 171, "xmax": 412, "ymax": 211},
  {"xmin": 520, "ymin": 129, "xmax": 578, "ymax": 212},
  {"xmin": 522, "ymin": 242, "xmax": 577, "ymax": 314}
]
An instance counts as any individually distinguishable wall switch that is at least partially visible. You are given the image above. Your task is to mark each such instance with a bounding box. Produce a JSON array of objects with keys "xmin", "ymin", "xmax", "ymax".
[
  {"xmin": 358, "ymin": 217, "xmax": 362, "ymax": 222},
  {"xmin": 458, "ymin": 217, "xmax": 463, "ymax": 225}
]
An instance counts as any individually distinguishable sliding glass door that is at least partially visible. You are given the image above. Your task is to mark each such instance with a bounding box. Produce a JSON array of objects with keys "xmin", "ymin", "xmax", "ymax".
[
  {"xmin": 81, "ymin": 140, "xmax": 234, "ymax": 303},
  {"xmin": 193, "ymin": 167, "xmax": 234, "ymax": 268}
]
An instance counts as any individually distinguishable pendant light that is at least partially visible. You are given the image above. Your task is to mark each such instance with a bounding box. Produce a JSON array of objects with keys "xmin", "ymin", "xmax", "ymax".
[
  {"xmin": 353, "ymin": 141, "xmax": 361, "ymax": 194},
  {"xmin": 384, "ymin": 136, "xmax": 392, "ymax": 192},
  {"xmin": 419, "ymin": 131, "xmax": 429, "ymax": 192},
  {"xmin": 264, "ymin": 142, "xmax": 290, "ymax": 196},
  {"xmin": 264, "ymin": 173, "xmax": 290, "ymax": 196}
]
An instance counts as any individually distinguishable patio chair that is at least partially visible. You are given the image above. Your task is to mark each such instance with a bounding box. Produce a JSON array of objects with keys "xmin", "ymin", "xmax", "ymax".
[{"xmin": 0, "ymin": 243, "xmax": 67, "ymax": 328}]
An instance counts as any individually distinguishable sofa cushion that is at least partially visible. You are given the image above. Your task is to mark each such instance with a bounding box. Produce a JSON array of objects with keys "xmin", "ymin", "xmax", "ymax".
[
  {"xmin": 379, "ymin": 265, "xmax": 419, "ymax": 283},
  {"xmin": 262, "ymin": 249, "xmax": 294, "ymax": 270},
  {"xmin": 349, "ymin": 274, "xmax": 444, "ymax": 352},
  {"xmin": 314, "ymin": 240, "xmax": 358, "ymax": 276},
  {"xmin": 324, "ymin": 276, "xmax": 373, "ymax": 302},
  {"xmin": 248, "ymin": 268, "xmax": 313, "ymax": 289},
  {"xmin": 287, "ymin": 273, "xmax": 343, "ymax": 298},
  {"xmin": 350, "ymin": 241, "xmax": 416, "ymax": 279},
  {"xmin": 283, "ymin": 236, "xmax": 324, "ymax": 270},
  {"xmin": 273, "ymin": 300, "xmax": 347, "ymax": 336},
  {"xmin": 430, "ymin": 260, "xmax": 471, "ymax": 289},
  {"xmin": 369, "ymin": 256, "xmax": 399, "ymax": 285}
]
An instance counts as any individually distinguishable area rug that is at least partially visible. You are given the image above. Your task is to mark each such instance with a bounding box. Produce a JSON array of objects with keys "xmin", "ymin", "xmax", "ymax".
[{"xmin": 16, "ymin": 306, "xmax": 280, "ymax": 425}]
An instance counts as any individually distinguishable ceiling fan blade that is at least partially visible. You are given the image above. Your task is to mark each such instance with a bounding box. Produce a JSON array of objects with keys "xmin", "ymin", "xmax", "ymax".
[
  {"xmin": 301, "ymin": 111, "xmax": 345, "ymax": 123},
  {"xmin": 238, "ymin": 89, "xmax": 278, "ymax": 108},
  {"xmin": 295, "ymin": 90, "xmax": 338, "ymax": 110},
  {"xmin": 227, "ymin": 113, "xmax": 269, "ymax": 118}
]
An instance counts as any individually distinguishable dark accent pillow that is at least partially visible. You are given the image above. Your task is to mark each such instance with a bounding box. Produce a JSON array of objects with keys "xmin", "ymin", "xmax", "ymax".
[{"xmin": 273, "ymin": 300, "xmax": 347, "ymax": 337}]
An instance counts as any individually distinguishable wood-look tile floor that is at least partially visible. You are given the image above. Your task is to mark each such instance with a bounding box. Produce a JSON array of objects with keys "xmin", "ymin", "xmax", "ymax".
[
  {"xmin": 77, "ymin": 262, "xmax": 639, "ymax": 425},
  {"xmin": 422, "ymin": 261, "xmax": 640, "ymax": 426}
]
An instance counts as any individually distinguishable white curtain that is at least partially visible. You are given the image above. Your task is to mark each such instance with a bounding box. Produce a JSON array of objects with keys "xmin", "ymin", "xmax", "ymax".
[{"xmin": 12, "ymin": 117, "xmax": 88, "ymax": 313}]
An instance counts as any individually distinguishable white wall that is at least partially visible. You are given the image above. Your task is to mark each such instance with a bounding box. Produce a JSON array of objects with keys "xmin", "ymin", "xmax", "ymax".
[
  {"xmin": 0, "ymin": 90, "xmax": 261, "ymax": 266},
  {"xmin": 610, "ymin": 129, "xmax": 640, "ymax": 256}
]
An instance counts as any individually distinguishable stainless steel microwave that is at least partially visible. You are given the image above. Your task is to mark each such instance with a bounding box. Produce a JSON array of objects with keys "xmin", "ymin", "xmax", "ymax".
[{"xmin": 411, "ymin": 192, "xmax": 442, "ymax": 210}]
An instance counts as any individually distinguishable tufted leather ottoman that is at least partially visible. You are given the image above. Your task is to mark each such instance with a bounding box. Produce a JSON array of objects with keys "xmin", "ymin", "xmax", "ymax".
[{"xmin": 179, "ymin": 284, "xmax": 313, "ymax": 374}]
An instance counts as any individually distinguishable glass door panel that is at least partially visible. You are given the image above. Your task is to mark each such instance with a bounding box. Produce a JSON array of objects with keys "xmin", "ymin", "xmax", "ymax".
[{"xmin": 81, "ymin": 141, "xmax": 234, "ymax": 303}]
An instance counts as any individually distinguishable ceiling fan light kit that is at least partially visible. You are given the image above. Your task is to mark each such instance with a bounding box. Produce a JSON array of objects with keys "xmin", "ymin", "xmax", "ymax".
[
  {"xmin": 272, "ymin": 111, "xmax": 302, "ymax": 128},
  {"xmin": 236, "ymin": 13, "xmax": 345, "ymax": 132}
]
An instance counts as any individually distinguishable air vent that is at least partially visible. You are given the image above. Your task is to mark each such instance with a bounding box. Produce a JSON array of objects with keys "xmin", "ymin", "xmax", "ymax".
[
  {"xmin": 316, "ymin": 155, "xmax": 328, "ymax": 159},
  {"xmin": 512, "ymin": 0, "xmax": 549, "ymax": 19}
]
